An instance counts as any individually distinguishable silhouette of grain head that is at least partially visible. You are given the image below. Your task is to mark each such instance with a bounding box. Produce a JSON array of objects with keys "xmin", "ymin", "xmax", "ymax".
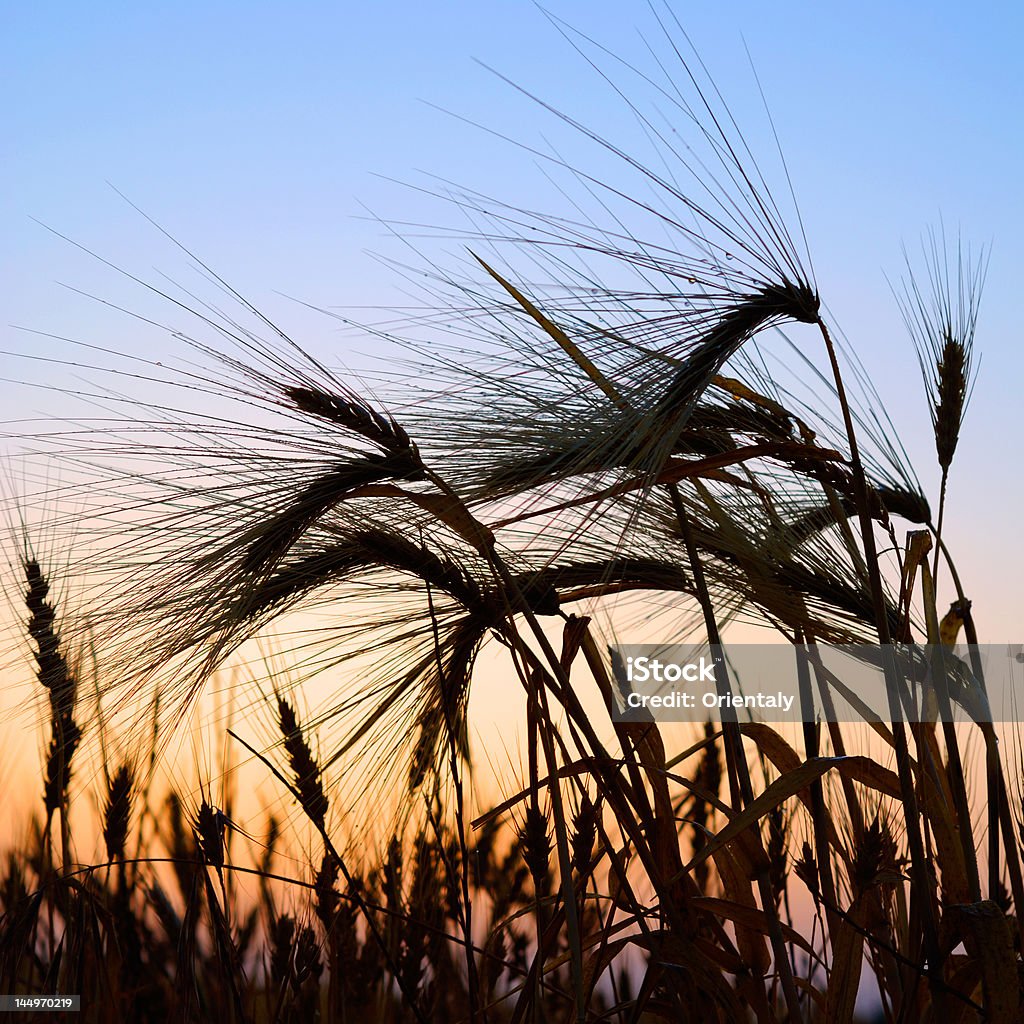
[
  {"xmin": 896, "ymin": 230, "xmax": 984, "ymax": 475},
  {"xmin": 284, "ymin": 385, "xmax": 415, "ymax": 455},
  {"xmin": 24, "ymin": 558, "xmax": 82, "ymax": 818},
  {"xmin": 277, "ymin": 697, "xmax": 328, "ymax": 830},
  {"xmin": 103, "ymin": 763, "xmax": 134, "ymax": 861}
]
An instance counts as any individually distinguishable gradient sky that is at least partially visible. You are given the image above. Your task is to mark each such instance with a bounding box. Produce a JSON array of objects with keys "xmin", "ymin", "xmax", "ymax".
[{"xmin": 4, "ymin": 0, "xmax": 1024, "ymax": 645}]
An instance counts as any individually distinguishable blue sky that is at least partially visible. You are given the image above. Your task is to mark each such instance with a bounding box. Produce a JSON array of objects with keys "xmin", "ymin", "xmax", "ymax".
[{"xmin": 4, "ymin": 1, "xmax": 1024, "ymax": 633}]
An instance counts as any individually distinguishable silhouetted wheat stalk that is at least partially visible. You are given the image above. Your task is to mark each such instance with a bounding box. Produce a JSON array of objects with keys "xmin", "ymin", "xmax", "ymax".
[{"xmin": 895, "ymin": 229, "xmax": 983, "ymax": 581}]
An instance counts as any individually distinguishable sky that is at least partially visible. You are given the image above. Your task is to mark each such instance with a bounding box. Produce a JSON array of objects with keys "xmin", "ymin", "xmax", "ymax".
[
  {"xmin": 3, "ymin": 2, "xmax": 1024, "ymax": 786},
  {"xmin": 6, "ymin": 1, "xmax": 1023, "ymax": 624}
]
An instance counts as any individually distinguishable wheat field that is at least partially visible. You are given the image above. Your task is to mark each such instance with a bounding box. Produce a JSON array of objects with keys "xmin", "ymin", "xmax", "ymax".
[{"xmin": 2, "ymin": 7, "xmax": 1021, "ymax": 1023}]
